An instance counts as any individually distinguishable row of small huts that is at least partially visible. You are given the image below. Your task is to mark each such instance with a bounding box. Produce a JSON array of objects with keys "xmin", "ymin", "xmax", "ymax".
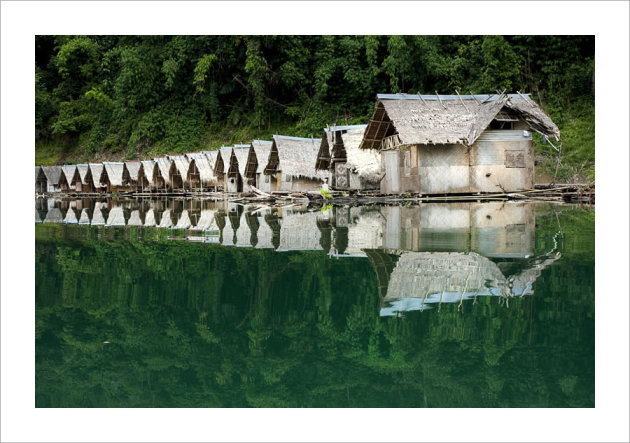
[{"xmin": 36, "ymin": 93, "xmax": 560, "ymax": 195}]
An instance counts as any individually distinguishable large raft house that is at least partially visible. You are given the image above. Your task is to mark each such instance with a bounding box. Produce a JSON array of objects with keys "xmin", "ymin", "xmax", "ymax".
[
  {"xmin": 358, "ymin": 93, "xmax": 559, "ymax": 195},
  {"xmin": 35, "ymin": 92, "xmax": 559, "ymax": 196}
]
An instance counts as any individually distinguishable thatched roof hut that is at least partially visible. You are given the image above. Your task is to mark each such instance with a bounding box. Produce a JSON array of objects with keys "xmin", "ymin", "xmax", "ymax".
[
  {"xmin": 213, "ymin": 147, "xmax": 232, "ymax": 178},
  {"xmin": 232, "ymin": 144, "xmax": 251, "ymax": 178},
  {"xmin": 89, "ymin": 163, "xmax": 106, "ymax": 189},
  {"xmin": 186, "ymin": 152, "xmax": 218, "ymax": 188},
  {"xmin": 36, "ymin": 167, "xmax": 47, "ymax": 193},
  {"xmin": 138, "ymin": 160, "xmax": 157, "ymax": 189},
  {"xmin": 249, "ymin": 140, "xmax": 273, "ymax": 176},
  {"xmin": 124, "ymin": 161, "xmax": 142, "ymax": 185},
  {"xmin": 317, "ymin": 125, "xmax": 380, "ymax": 190},
  {"xmin": 41, "ymin": 166, "xmax": 63, "ymax": 192},
  {"xmin": 359, "ymin": 93, "xmax": 559, "ymax": 150},
  {"xmin": 103, "ymin": 162, "xmax": 129, "ymax": 189},
  {"xmin": 153, "ymin": 157, "xmax": 175, "ymax": 188},
  {"xmin": 264, "ymin": 135, "xmax": 327, "ymax": 181},
  {"xmin": 168, "ymin": 154, "xmax": 190, "ymax": 188}
]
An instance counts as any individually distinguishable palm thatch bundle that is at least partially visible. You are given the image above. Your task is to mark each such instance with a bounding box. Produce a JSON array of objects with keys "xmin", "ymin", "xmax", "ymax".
[
  {"xmin": 250, "ymin": 140, "xmax": 273, "ymax": 176},
  {"xmin": 103, "ymin": 162, "xmax": 128, "ymax": 187},
  {"xmin": 264, "ymin": 135, "xmax": 328, "ymax": 180},
  {"xmin": 360, "ymin": 93, "xmax": 560, "ymax": 150}
]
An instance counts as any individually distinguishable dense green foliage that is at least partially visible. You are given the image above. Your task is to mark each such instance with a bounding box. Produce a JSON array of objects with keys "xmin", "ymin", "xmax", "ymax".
[
  {"xmin": 35, "ymin": 204, "xmax": 594, "ymax": 407},
  {"xmin": 35, "ymin": 35, "xmax": 594, "ymax": 180}
]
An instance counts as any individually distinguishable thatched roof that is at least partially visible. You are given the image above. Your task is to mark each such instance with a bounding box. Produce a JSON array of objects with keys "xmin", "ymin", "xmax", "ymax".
[
  {"xmin": 62, "ymin": 166, "xmax": 79, "ymax": 187},
  {"xmin": 231, "ymin": 145, "xmax": 251, "ymax": 177},
  {"xmin": 316, "ymin": 125, "xmax": 367, "ymax": 171},
  {"xmin": 76, "ymin": 164, "xmax": 91, "ymax": 185},
  {"xmin": 153, "ymin": 157, "xmax": 174, "ymax": 186},
  {"xmin": 187, "ymin": 152, "xmax": 217, "ymax": 186},
  {"xmin": 42, "ymin": 166, "xmax": 62, "ymax": 186},
  {"xmin": 250, "ymin": 140, "xmax": 273, "ymax": 175},
  {"xmin": 36, "ymin": 166, "xmax": 47, "ymax": 184},
  {"xmin": 168, "ymin": 155, "xmax": 190, "ymax": 180},
  {"xmin": 264, "ymin": 135, "xmax": 328, "ymax": 180},
  {"xmin": 89, "ymin": 163, "xmax": 105, "ymax": 188},
  {"xmin": 103, "ymin": 162, "xmax": 126, "ymax": 187},
  {"xmin": 220, "ymin": 147, "xmax": 235, "ymax": 175},
  {"xmin": 140, "ymin": 160, "xmax": 157, "ymax": 185},
  {"xmin": 359, "ymin": 93, "xmax": 560, "ymax": 150},
  {"xmin": 341, "ymin": 127, "xmax": 380, "ymax": 184},
  {"xmin": 124, "ymin": 161, "xmax": 142, "ymax": 183}
]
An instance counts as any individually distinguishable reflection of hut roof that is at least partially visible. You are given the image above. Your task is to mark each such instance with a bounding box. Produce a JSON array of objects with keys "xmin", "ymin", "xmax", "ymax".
[
  {"xmin": 124, "ymin": 161, "xmax": 142, "ymax": 183},
  {"xmin": 235, "ymin": 218, "xmax": 252, "ymax": 247},
  {"xmin": 254, "ymin": 212, "xmax": 274, "ymax": 249},
  {"xmin": 78, "ymin": 208, "xmax": 92, "ymax": 224},
  {"xmin": 35, "ymin": 208, "xmax": 43, "ymax": 223},
  {"xmin": 359, "ymin": 93, "xmax": 560, "ymax": 150},
  {"xmin": 90, "ymin": 202, "xmax": 107, "ymax": 225},
  {"xmin": 64, "ymin": 206, "xmax": 80, "ymax": 224},
  {"xmin": 158, "ymin": 210, "xmax": 173, "ymax": 228},
  {"xmin": 76, "ymin": 164, "xmax": 91, "ymax": 184},
  {"xmin": 265, "ymin": 135, "xmax": 328, "ymax": 180},
  {"xmin": 62, "ymin": 165, "xmax": 80, "ymax": 186},
  {"xmin": 277, "ymin": 211, "xmax": 322, "ymax": 251},
  {"xmin": 251, "ymin": 140, "xmax": 273, "ymax": 175},
  {"xmin": 127, "ymin": 210, "xmax": 143, "ymax": 226},
  {"xmin": 103, "ymin": 162, "xmax": 126, "ymax": 186},
  {"xmin": 42, "ymin": 166, "xmax": 62, "ymax": 186},
  {"xmin": 43, "ymin": 207, "xmax": 63, "ymax": 223},
  {"xmin": 187, "ymin": 152, "xmax": 217, "ymax": 186},
  {"xmin": 89, "ymin": 163, "xmax": 105, "ymax": 188},
  {"xmin": 174, "ymin": 210, "xmax": 191, "ymax": 229},
  {"xmin": 373, "ymin": 251, "xmax": 509, "ymax": 316},
  {"xmin": 144, "ymin": 209, "xmax": 157, "ymax": 226},
  {"xmin": 343, "ymin": 209, "xmax": 383, "ymax": 255},
  {"xmin": 190, "ymin": 209, "xmax": 217, "ymax": 231},
  {"xmin": 106, "ymin": 206, "xmax": 126, "ymax": 226}
]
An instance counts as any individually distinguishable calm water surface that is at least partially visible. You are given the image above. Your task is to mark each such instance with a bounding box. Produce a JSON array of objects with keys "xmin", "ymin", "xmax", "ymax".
[{"xmin": 35, "ymin": 197, "xmax": 595, "ymax": 407}]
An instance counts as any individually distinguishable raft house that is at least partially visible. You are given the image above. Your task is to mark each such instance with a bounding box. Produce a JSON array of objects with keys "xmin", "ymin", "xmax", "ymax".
[{"xmin": 359, "ymin": 92, "xmax": 559, "ymax": 195}]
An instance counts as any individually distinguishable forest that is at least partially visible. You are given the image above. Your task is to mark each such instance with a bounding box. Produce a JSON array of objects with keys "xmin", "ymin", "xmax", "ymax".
[{"xmin": 35, "ymin": 35, "xmax": 595, "ymax": 181}]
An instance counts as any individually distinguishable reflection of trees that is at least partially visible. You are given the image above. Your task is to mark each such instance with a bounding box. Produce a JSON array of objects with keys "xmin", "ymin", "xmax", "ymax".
[{"xmin": 35, "ymin": 208, "xmax": 594, "ymax": 408}]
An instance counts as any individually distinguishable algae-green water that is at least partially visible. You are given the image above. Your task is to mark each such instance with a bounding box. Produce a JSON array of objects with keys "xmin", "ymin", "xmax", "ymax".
[{"xmin": 35, "ymin": 198, "xmax": 594, "ymax": 407}]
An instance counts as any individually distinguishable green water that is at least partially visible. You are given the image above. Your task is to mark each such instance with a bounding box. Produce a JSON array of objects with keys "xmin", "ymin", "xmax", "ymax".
[{"xmin": 35, "ymin": 199, "xmax": 594, "ymax": 407}]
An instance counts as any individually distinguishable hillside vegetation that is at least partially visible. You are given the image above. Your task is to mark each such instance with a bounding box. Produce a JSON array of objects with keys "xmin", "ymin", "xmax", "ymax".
[{"xmin": 36, "ymin": 35, "xmax": 594, "ymax": 182}]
